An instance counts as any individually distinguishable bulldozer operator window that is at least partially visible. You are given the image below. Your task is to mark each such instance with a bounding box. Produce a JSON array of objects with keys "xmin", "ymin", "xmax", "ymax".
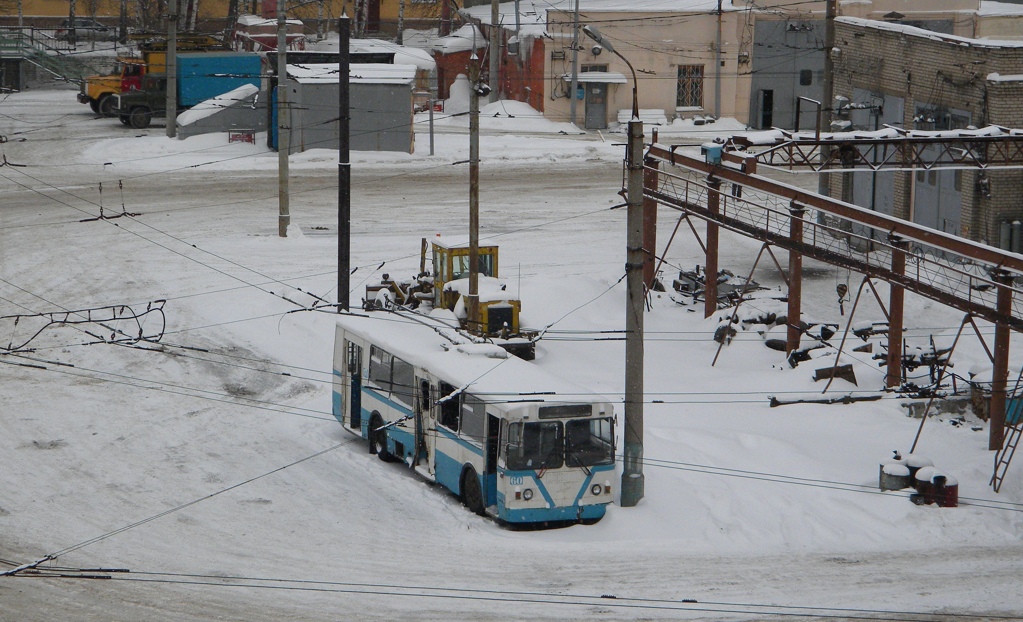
[{"xmin": 451, "ymin": 254, "xmax": 495, "ymax": 281}]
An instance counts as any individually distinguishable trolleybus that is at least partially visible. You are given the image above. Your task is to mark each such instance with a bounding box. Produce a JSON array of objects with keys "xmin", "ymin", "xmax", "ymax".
[{"xmin": 332, "ymin": 310, "xmax": 616, "ymax": 524}]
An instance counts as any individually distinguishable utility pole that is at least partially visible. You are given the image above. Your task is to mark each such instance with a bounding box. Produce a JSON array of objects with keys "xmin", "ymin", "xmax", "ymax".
[
  {"xmin": 69, "ymin": 0, "xmax": 76, "ymax": 45},
  {"xmin": 568, "ymin": 0, "xmax": 580, "ymax": 125},
  {"xmin": 818, "ymin": 0, "xmax": 836, "ymax": 196},
  {"xmin": 119, "ymin": 0, "xmax": 128, "ymax": 43},
  {"xmin": 338, "ymin": 15, "xmax": 350, "ymax": 311},
  {"xmin": 396, "ymin": 0, "xmax": 405, "ymax": 45},
  {"xmin": 622, "ymin": 114, "xmax": 646, "ymax": 507},
  {"xmin": 714, "ymin": 0, "xmax": 722, "ymax": 119},
  {"xmin": 277, "ymin": 0, "xmax": 290, "ymax": 237},
  {"xmin": 489, "ymin": 0, "xmax": 500, "ymax": 103},
  {"xmin": 467, "ymin": 50, "xmax": 482, "ymax": 331},
  {"xmin": 166, "ymin": 0, "xmax": 178, "ymax": 139},
  {"xmin": 583, "ymin": 24, "xmax": 645, "ymax": 507}
]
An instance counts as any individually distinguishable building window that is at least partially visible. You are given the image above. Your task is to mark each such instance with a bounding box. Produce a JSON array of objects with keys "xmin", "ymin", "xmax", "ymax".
[
  {"xmin": 799, "ymin": 69, "xmax": 813, "ymax": 86},
  {"xmin": 676, "ymin": 65, "xmax": 704, "ymax": 109},
  {"xmin": 581, "ymin": 64, "xmax": 608, "ymax": 73}
]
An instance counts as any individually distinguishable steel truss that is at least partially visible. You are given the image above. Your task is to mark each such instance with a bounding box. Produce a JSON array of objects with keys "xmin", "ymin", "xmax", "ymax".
[{"xmin": 644, "ymin": 144, "xmax": 1023, "ymax": 485}]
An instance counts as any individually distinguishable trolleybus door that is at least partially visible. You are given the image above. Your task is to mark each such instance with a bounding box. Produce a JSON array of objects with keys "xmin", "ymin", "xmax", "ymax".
[
  {"xmin": 414, "ymin": 378, "xmax": 430, "ymax": 467},
  {"xmin": 485, "ymin": 414, "xmax": 499, "ymax": 507},
  {"xmin": 347, "ymin": 341, "xmax": 363, "ymax": 430}
]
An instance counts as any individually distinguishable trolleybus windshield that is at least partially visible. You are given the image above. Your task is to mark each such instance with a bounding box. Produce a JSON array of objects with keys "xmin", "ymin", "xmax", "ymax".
[{"xmin": 506, "ymin": 418, "xmax": 614, "ymax": 470}]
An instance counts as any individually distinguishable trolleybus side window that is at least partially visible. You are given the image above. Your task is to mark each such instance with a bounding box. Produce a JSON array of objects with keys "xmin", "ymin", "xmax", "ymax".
[
  {"xmin": 506, "ymin": 421, "xmax": 563, "ymax": 470},
  {"xmin": 459, "ymin": 394, "xmax": 486, "ymax": 446},
  {"xmin": 368, "ymin": 345, "xmax": 414, "ymax": 407},
  {"xmin": 565, "ymin": 418, "xmax": 615, "ymax": 467},
  {"xmin": 369, "ymin": 346, "xmax": 392, "ymax": 392},
  {"xmin": 391, "ymin": 356, "xmax": 414, "ymax": 407},
  {"xmin": 438, "ymin": 382, "xmax": 460, "ymax": 430}
]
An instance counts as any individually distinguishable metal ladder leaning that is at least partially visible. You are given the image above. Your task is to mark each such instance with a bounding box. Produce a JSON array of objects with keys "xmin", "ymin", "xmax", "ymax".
[{"xmin": 991, "ymin": 396, "xmax": 1023, "ymax": 492}]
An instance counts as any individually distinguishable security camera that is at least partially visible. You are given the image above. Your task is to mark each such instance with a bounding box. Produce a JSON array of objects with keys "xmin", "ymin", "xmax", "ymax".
[
  {"xmin": 474, "ymin": 82, "xmax": 491, "ymax": 97},
  {"xmin": 591, "ymin": 45, "xmax": 602, "ymax": 56}
]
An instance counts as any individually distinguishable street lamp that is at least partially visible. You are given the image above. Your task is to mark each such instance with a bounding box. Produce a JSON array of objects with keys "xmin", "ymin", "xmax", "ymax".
[
  {"xmin": 582, "ymin": 25, "xmax": 638, "ymax": 119},
  {"xmin": 584, "ymin": 24, "xmax": 645, "ymax": 508}
]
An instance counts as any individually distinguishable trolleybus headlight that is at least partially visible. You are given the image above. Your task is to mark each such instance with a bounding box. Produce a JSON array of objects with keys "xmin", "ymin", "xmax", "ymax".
[
  {"xmin": 591, "ymin": 483, "xmax": 603, "ymax": 496},
  {"xmin": 522, "ymin": 488, "xmax": 534, "ymax": 501}
]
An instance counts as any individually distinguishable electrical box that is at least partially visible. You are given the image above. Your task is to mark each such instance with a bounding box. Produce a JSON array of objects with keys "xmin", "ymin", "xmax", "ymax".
[{"xmin": 701, "ymin": 143, "xmax": 723, "ymax": 165}]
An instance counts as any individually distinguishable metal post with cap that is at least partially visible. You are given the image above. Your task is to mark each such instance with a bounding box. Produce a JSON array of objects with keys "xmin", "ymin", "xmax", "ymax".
[{"xmin": 583, "ymin": 25, "xmax": 645, "ymax": 507}]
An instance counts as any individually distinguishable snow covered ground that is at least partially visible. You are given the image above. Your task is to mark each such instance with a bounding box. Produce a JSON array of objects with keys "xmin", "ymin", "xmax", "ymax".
[{"xmin": 1, "ymin": 87, "xmax": 1022, "ymax": 621}]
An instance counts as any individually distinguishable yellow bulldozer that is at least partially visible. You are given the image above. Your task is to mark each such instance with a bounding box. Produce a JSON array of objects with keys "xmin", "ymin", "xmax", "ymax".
[{"xmin": 365, "ymin": 237, "xmax": 536, "ymax": 359}]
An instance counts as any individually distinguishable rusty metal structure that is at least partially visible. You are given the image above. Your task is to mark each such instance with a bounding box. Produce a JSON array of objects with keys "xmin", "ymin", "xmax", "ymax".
[{"xmin": 639, "ymin": 131, "xmax": 1023, "ymax": 490}]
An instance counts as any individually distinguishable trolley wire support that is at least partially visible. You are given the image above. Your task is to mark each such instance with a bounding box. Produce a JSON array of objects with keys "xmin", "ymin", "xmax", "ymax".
[{"xmin": 0, "ymin": 300, "xmax": 167, "ymax": 353}]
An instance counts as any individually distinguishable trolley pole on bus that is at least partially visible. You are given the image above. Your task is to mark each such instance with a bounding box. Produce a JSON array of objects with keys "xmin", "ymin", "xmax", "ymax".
[{"xmin": 584, "ymin": 25, "xmax": 645, "ymax": 507}]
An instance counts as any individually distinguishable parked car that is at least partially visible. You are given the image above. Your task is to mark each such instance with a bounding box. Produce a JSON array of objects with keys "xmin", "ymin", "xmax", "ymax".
[{"xmin": 56, "ymin": 19, "xmax": 116, "ymax": 42}]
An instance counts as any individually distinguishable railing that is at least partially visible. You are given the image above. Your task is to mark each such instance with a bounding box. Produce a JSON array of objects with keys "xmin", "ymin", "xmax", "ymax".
[
  {"xmin": 648, "ymin": 161, "xmax": 1023, "ymax": 330},
  {"xmin": 0, "ymin": 27, "xmax": 73, "ymax": 52}
]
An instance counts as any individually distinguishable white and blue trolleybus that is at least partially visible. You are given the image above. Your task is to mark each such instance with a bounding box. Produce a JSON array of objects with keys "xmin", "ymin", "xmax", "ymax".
[{"xmin": 332, "ymin": 310, "xmax": 616, "ymax": 524}]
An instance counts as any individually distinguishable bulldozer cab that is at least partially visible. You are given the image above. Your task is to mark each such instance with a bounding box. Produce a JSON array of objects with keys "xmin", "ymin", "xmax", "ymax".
[{"xmin": 430, "ymin": 238, "xmax": 498, "ymax": 289}]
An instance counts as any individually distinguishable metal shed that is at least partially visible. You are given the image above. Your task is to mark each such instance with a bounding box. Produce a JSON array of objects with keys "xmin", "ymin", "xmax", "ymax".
[{"xmin": 272, "ymin": 62, "xmax": 416, "ymax": 154}]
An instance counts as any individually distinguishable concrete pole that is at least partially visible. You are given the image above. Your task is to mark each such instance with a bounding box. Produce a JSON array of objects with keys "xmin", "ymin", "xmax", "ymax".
[
  {"xmin": 467, "ymin": 52, "xmax": 481, "ymax": 331},
  {"xmin": 621, "ymin": 117, "xmax": 645, "ymax": 508},
  {"xmin": 489, "ymin": 0, "xmax": 500, "ymax": 103},
  {"xmin": 568, "ymin": 0, "xmax": 580, "ymax": 125},
  {"xmin": 119, "ymin": 0, "xmax": 128, "ymax": 43},
  {"xmin": 396, "ymin": 0, "xmax": 404, "ymax": 45},
  {"xmin": 338, "ymin": 15, "xmax": 350, "ymax": 311},
  {"xmin": 166, "ymin": 0, "xmax": 178, "ymax": 139},
  {"xmin": 714, "ymin": 0, "xmax": 722, "ymax": 119},
  {"xmin": 785, "ymin": 203, "xmax": 805, "ymax": 354},
  {"xmin": 277, "ymin": 0, "xmax": 290, "ymax": 237},
  {"xmin": 818, "ymin": 0, "xmax": 836, "ymax": 197}
]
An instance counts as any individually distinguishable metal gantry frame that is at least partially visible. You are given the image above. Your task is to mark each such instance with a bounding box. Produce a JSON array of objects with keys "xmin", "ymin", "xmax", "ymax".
[{"xmin": 638, "ymin": 133, "xmax": 1023, "ymax": 489}]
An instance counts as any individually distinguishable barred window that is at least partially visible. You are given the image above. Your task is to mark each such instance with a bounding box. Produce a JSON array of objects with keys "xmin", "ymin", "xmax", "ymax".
[{"xmin": 676, "ymin": 65, "xmax": 704, "ymax": 108}]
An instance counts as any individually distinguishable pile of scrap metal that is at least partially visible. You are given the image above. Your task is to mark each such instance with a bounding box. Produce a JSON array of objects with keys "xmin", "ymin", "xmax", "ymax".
[{"xmin": 672, "ymin": 266, "xmax": 766, "ymax": 305}]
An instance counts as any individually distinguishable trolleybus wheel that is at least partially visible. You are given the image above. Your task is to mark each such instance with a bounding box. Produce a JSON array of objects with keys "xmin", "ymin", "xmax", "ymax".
[
  {"xmin": 370, "ymin": 414, "xmax": 393, "ymax": 461},
  {"xmin": 461, "ymin": 467, "xmax": 485, "ymax": 516}
]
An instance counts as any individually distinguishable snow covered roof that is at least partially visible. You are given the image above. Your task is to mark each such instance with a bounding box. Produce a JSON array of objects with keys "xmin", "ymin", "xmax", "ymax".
[
  {"xmin": 460, "ymin": 0, "xmax": 740, "ymax": 33},
  {"xmin": 236, "ymin": 14, "xmax": 304, "ymax": 27},
  {"xmin": 177, "ymin": 83, "xmax": 259, "ymax": 126},
  {"xmin": 335, "ymin": 310, "xmax": 613, "ymax": 412},
  {"xmin": 288, "ymin": 63, "xmax": 418, "ymax": 85},
  {"xmin": 737, "ymin": 124, "xmax": 1023, "ymax": 146},
  {"xmin": 432, "ymin": 24, "xmax": 489, "ymax": 54},
  {"xmin": 350, "ymin": 38, "xmax": 437, "ymax": 71},
  {"xmin": 837, "ymin": 16, "xmax": 1023, "ymax": 48}
]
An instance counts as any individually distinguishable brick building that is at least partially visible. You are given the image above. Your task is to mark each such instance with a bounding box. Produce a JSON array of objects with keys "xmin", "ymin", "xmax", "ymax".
[{"xmin": 832, "ymin": 17, "xmax": 1023, "ymax": 248}]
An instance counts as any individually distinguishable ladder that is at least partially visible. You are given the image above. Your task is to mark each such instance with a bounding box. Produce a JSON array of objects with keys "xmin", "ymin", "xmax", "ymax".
[{"xmin": 991, "ymin": 396, "xmax": 1023, "ymax": 492}]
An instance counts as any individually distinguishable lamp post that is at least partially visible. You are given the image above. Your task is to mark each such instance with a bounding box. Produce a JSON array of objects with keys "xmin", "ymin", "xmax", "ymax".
[{"xmin": 583, "ymin": 25, "xmax": 645, "ymax": 508}]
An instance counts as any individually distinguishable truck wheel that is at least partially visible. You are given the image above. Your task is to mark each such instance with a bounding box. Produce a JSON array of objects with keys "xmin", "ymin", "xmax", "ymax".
[
  {"xmin": 98, "ymin": 95, "xmax": 116, "ymax": 117},
  {"xmin": 129, "ymin": 107, "xmax": 152, "ymax": 129},
  {"xmin": 89, "ymin": 99, "xmax": 100, "ymax": 114}
]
